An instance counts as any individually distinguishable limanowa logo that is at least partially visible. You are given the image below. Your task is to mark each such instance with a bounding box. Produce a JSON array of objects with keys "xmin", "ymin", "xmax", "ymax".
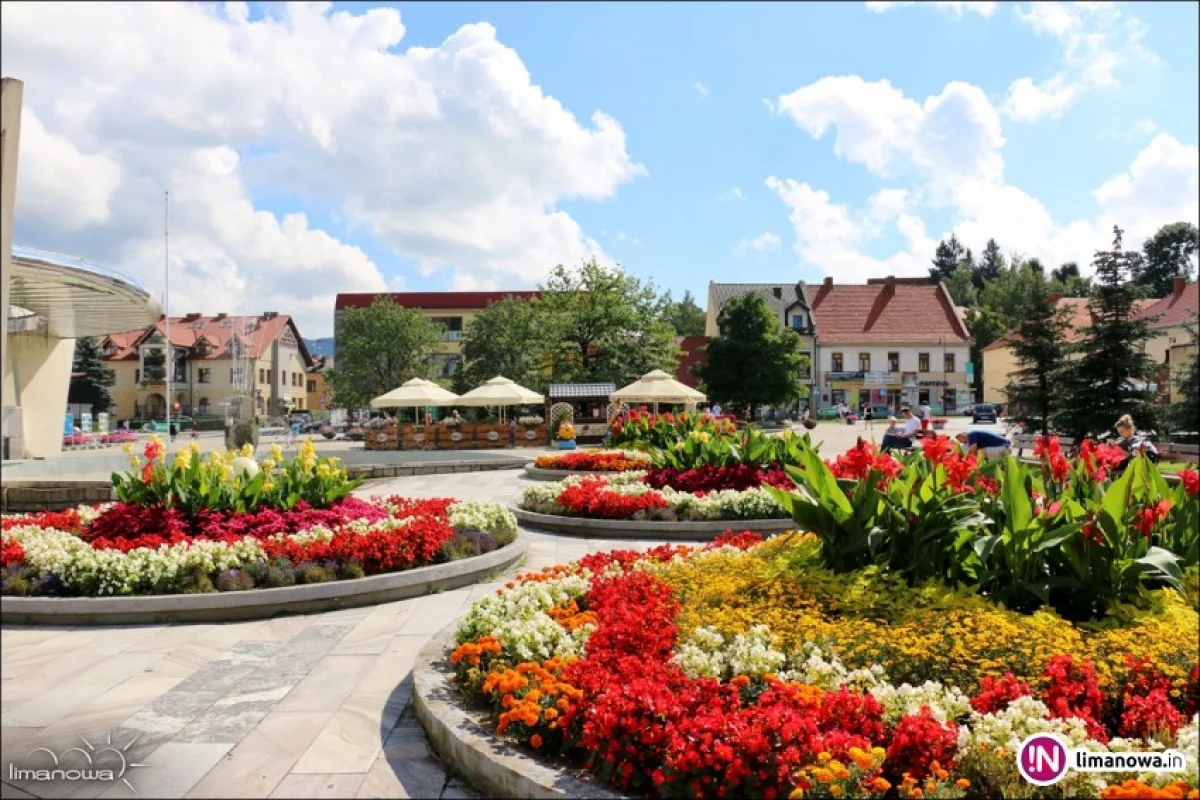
[
  {"xmin": 7, "ymin": 730, "xmax": 149, "ymax": 793},
  {"xmin": 1017, "ymin": 733, "xmax": 1187, "ymax": 787}
]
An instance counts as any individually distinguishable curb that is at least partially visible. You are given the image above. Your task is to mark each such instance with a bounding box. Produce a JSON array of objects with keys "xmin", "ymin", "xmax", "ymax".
[
  {"xmin": 0, "ymin": 536, "xmax": 526, "ymax": 626},
  {"xmin": 414, "ymin": 625, "xmax": 629, "ymax": 800},
  {"xmin": 521, "ymin": 466, "xmax": 642, "ymax": 482},
  {"xmin": 510, "ymin": 505, "xmax": 793, "ymax": 540}
]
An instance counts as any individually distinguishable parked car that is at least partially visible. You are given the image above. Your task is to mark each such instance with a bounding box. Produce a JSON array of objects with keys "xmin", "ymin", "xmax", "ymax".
[
  {"xmin": 972, "ymin": 403, "xmax": 998, "ymax": 424},
  {"xmin": 870, "ymin": 404, "xmax": 893, "ymax": 419},
  {"xmin": 816, "ymin": 407, "xmax": 840, "ymax": 420},
  {"xmin": 141, "ymin": 416, "xmax": 195, "ymax": 433}
]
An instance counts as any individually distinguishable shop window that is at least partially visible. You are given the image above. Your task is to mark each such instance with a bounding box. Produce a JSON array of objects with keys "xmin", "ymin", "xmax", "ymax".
[{"xmin": 919, "ymin": 389, "xmax": 930, "ymax": 405}]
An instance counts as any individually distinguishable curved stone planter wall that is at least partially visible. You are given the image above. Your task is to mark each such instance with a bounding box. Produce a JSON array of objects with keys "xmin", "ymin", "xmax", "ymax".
[
  {"xmin": 511, "ymin": 505, "xmax": 792, "ymax": 540},
  {"xmin": 521, "ymin": 466, "xmax": 643, "ymax": 482},
  {"xmin": 415, "ymin": 625, "xmax": 629, "ymax": 800},
  {"xmin": 0, "ymin": 537, "xmax": 526, "ymax": 626}
]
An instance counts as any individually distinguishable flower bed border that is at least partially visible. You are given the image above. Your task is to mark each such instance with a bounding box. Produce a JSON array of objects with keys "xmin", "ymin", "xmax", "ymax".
[
  {"xmin": 522, "ymin": 466, "xmax": 636, "ymax": 482},
  {"xmin": 0, "ymin": 536, "xmax": 526, "ymax": 626},
  {"xmin": 414, "ymin": 623, "xmax": 629, "ymax": 800},
  {"xmin": 510, "ymin": 504, "xmax": 792, "ymax": 540}
]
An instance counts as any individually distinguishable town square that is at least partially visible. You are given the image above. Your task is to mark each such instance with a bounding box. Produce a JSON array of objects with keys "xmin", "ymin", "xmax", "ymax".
[{"xmin": 1, "ymin": 2, "xmax": 1198, "ymax": 799}]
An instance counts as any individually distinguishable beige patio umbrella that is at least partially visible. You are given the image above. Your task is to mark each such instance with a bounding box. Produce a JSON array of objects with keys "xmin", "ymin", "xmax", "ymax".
[
  {"xmin": 370, "ymin": 378, "xmax": 460, "ymax": 428},
  {"xmin": 453, "ymin": 376, "xmax": 544, "ymax": 423},
  {"xmin": 611, "ymin": 369, "xmax": 706, "ymax": 414}
]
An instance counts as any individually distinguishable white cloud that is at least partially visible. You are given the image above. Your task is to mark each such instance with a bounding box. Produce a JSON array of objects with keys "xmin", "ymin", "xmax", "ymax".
[
  {"xmin": 769, "ymin": 74, "xmax": 1199, "ymax": 282},
  {"xmin": 1134, "ymin": 119, "xmax": 1159, "ymax": 136},
  {"xmin": 865, "ymin": 1, "xmax": 997, "ymax": 18},
  {"xmin": 693, "ymin": 82, "xmax": 710, "ymax": 101},
  {"xmin": 732, "ymin": 232, "xmax": 782, "ymax": 257},
  {"xmin": 718, "ymin": 186, "xmax": 744, "ymax": 202},
  {"xmin": 1, "ymin": 3, "xmax": 642, "ymax": 336},
  {"xmin": 1003, "ymin": 2, "xmax": 1158, "ymax": 122}
]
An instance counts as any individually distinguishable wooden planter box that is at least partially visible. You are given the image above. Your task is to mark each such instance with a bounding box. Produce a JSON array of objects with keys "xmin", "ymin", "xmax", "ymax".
[
  {"xmin": 517, "ymin": 424, "xmax": 547, "ymax": 446},
  {"xmin": 365, "ymin": 421, "xmax": 399, "ymax": 450},
  {"xmin": 440, "ymin": 427, "xmax": 472, "ymax": 450},
  {"xmin": 475, "ymin": 423, "xmax": 511, "ymax": 449},
  {"xmin": 400, "ymin": 424, "xmax": 433, "ymax": 450}
]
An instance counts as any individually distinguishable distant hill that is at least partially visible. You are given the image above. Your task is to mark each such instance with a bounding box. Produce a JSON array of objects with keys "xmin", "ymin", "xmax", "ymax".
[{"xmin": 304, "ymin": 337, "xmax": 335, "ymax": 357}]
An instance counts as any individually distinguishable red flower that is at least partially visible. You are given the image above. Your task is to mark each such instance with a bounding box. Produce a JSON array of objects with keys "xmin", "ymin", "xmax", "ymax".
[
  {"xmin": 885, "ymin": 707, "xmax": 958, "ymax": 779},
  {"xmin": 144, "ymin": 440, "xmax": 164, "ymax": 461},
  {"xmin": 827, "ymin": 438, "xmax": 901, "ymax": 484},
  {"xmin": 1179, "ymin": 469, "xmax": 1200, "ymax": 497},
  {"xmin": 1042, "ymin": 654, "xmax": 1108, "ymax": 742},
  {"xmin": 0, "ymin": 537, "xmax": 25, "ymax": 568},
  {"xmin": 140, "ymin": 462, "xmax": 155, "ymax": 483},
  {"xmin": 971, "ymin": 672, "xmax": 1032, "ymax": 714},
  {"xmin": 556, "ymin": 478, "xmax": 669, "ymax": 520},
  {"xmin": 921, "ymin": 434, "xmax": 953, "ymax": 465},
  {"xmin": 1133, "ymin": 499, "xmax": 1173, "ymax": 538},
  {"xmin": 705, "ymin": 531, "xmax": 765, "ymax": 551},
  {"xmin": 1119, "ymin": 688, "xmax": 1184, "ymax": 739}
]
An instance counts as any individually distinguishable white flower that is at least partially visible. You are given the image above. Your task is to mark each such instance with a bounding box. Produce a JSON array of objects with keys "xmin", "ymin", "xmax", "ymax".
[{"xmin": 230, "ymin": 456, "xmax": 259, "ymax": 479}]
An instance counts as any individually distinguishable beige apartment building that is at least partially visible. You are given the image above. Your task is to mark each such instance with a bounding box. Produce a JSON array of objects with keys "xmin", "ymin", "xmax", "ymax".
[{"xmin": 102, "ymin": 312, "xmax": 313, "ymax": 423}]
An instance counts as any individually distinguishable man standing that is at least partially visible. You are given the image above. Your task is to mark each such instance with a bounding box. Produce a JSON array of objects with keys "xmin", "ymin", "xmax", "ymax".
[
  {"xmin": 918, "ymin": 402, "xmax": 933, "ymax": 432},
  {"xmin": 712, "ymin": 403, "xmax": 723, "ymax": 418},
  {"xmin": 881, "ymin": 407, "xmax": 922, "ymax": 452}
]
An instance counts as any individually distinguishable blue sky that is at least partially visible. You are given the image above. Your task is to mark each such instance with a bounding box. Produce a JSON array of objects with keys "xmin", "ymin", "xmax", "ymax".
[{"xmin": 4, "ymin": 1, "xmax": 1197, "ymax": 336}]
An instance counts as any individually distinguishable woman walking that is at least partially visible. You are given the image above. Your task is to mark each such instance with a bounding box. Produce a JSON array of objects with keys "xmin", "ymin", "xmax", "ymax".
[{"xmin": 862, "ymin": 403, "xmax": 874, "ymax": 431}]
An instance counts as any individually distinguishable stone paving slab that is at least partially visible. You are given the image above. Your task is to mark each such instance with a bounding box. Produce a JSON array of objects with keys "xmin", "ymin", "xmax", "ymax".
[{"xmin": 0, "ymin": 469, "xmax": 679, "ymax": 798}]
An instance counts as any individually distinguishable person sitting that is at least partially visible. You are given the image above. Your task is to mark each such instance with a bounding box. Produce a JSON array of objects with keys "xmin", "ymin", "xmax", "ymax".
[
  {"xmin": 1113, "ymin": 414, "xmax": 1158, "ymax": 469},
  {"xmin": 881, "ymin": 407, "xmax": 922, "ymax": 452},
  {"xmin": 955, "ymin": 430, "xmax": 1011, "ymax": 459}
]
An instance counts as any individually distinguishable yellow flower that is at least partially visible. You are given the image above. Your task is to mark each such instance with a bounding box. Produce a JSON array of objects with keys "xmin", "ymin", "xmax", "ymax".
[
  {"xmin": 830, "ymin": 787, "xmax": 844, "ymax": 799},
  {"xmin": 813, "ymin": 768, "xmax": 833, "ymax": 784},
  {"xmin": 262, "ymin": 481, "xmax": 274, "ymax": 493},
  {"xmin": 149, "ymin": 433, "xmax": 163, "ymax": 446},
  {"xmin": 270, "ymin": 443, "xmax": 283, "ymax": 462},
  {"xmin": 122, "ymin": 442, "xmax": 134, "ymax": 454},
  {"xmin": 317, "ymin": 462, "xmax": 333, "ymax": 479},
  {"xmin": 189, "ymin": 440, "xmax": 200, "ymax": 453},
  {"xmin": 788, "ymin": 789, "xmax": 805, "ymax": 800},
  {"xmin": 174, "ymin": 449, "xmax": 192, "ymax": 470},
  {"xmin": 240, "ymin": 443, "xmax": 254, "ymax": 458},
  {"xmin": 261, "ymin": 458, "xmax": 276, "ymax": 473},
  {"xmin": 128, "ymin": 454, "xmax": 140, "ymax": 470}
]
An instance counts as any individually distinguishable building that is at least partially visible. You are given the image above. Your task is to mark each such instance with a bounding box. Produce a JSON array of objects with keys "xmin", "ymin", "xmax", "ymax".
[
  {"xmin": 2, "ymin": 77, "xmax": 161, "ymax": 459},
  {"xmin": 306, "ymin": 356, "xmax": 334, "ymax": 412},
  {"xmin": 101, "ymin": 312, "xmax": 313, "ymax": 422},
  {"xmin": 981, "ymin": 294, "xmax": 1163, "ymax": 405},
  {"xmin": 704, "ymin": 283, "xmax": 817, "ymax": 405},
  {"xmin": 334, "ymin": 291, "xmax": 540, "ymax": 384},
  {"xmin": 1138, "ymin": 277, "xmax": 1198, "ymax": 404},
  {"xmin": 674, "ymin": 335, "xmax": 708, "ymax": 389},
  {"xmin": 809, "ymin": 276, "xmax": 972, "ymax": 414}
]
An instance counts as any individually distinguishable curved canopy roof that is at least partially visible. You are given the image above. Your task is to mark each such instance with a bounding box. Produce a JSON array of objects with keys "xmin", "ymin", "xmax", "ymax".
[
  {"xmin": 9, "ymin": 245, "xmax": 161, "ymax": 338},
  {"xmin": 611, "ymin": 369, "xmax": 706, "ymax": 403},
  {"xmin": 455, "ymin": 376, "xmax": 543, "ymax": 407}
]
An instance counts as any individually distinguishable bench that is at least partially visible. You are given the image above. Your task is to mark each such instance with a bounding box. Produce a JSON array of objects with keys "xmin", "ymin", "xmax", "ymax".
[
  {"xmin": 1160, "ymin": 442, "xmax": 1200, "ymax": 464},
  {"xmin": 1013, "ymin": 434, "xmax": 1076, "ymax": 458}
]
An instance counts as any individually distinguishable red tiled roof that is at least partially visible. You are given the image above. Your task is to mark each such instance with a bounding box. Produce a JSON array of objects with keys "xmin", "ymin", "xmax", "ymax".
[
  {"xmin": 984, "ymin": 295, "xmax": 1164, "ymax": 351},
  {"xmin": 809, "ymin": 280, "xmax": 969, "ymax": 344},
  {"xmin": 675, "ymin": 335, "xmax": 708, "ymax": 389},
  {"xmin": 101, "ymin": 314, "xmax": 311, "ymax": 364},
  {"xmin": 1136, "ymin": 281, "xmax": 1198, "ymax": 330},
  {"xmin": 335, "ymin": 291, "xmax": 540, "ymax": 311}
]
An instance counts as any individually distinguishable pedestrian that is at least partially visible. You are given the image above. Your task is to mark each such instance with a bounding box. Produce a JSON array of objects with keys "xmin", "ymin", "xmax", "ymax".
[
  {"xmin": 955, "ymin": 430, "xmax": 1010, "ymax": 460},
  {"xmin": 863, "ymin": 403, "xmax": 874, "ymax": 431},
  {"xmin": 881, "ymin": 407, "xmax": 922, "ymax": 452},
  {"xmin": 1114, "ymin": 414, "xmax": 1158, "ymax": 465},
  {"xmin": 919, "ymin": 402, "xmax": 932, "ymax": 432},
  {"xmin": 712, "ymin": 402, "xmax": 723, "ymax": 418},
  {"xmin": 285, "ymin": 411, "xmax": 295, "ymax": 448}
]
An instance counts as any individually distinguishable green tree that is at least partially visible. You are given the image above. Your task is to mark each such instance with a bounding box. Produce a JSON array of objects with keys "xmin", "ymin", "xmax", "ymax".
[
  {"xmin": 68, "ymin": 337, "xmax": 115, "ymax": 412},
  {"xmin": 1050, "ymin": 262, "xmax": 1092, "ymax": 297},
  {"xmin": 142, "ymin": 347, "xmax": 166, "ymax": 382},
  {"xmin": 930, "ymin": 234, "xmax": 969, "ymax": 283},
  {"xmin": 1138, "ymin": 221, "xmax": 1198, "ymax": 298},
  {"xmin": 537, "ymin": 259, "xmax": 679, "ymax": 386},
  {"xmin": 453, "ymin": 297, "xmax": 546, "ymax": 394},
  {"xmin": 1004, "ymin": 277, "xmax": 1072, "ymax": 435},
  {"xmin": 695, "ymin": 292, "xmax": 809, "ymax": 416},
  {"xmin": 974, "ymin": 238, "xmax": 1005, "ymax": 289},
  {"xmin": 942, "ymin": 266, "xmax": 977, "ymax": 307},
  {"xmin": 326, "ymin": 297, "xmax": 442, "ymax": 409},
  {"xmin": 663, "ymin": 290, "xmax": 707, "ymax": 336},
  {"xmin": 1057, "ymin": 226, "xmax": 1159, "ymax": 439}
]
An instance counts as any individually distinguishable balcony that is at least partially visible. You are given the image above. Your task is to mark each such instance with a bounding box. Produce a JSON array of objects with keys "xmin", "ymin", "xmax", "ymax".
[{"xmin": 441, "ymin": 330, "xmax": 463, "ymax": 342}]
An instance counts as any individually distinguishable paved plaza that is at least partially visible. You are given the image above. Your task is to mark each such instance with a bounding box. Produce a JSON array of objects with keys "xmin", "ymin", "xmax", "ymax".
[{"xmin": 0, "ymin": 419, "xmax": 997, "ymax": 799}]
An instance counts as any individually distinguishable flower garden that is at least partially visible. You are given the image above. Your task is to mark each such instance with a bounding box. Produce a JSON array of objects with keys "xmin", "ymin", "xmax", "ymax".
[
  {"xmin": 0, "ymin": 437, "xmax": 518, "ymax": 597},
  {"xmin": 450, "ymin": 413, "xmax": 1200, "ymax": 798}
]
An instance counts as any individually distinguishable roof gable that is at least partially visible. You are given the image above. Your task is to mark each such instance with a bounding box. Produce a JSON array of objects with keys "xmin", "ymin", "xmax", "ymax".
[{"xmin": 809, "ymin": 279, "xmax": 969, "ymax": 344}]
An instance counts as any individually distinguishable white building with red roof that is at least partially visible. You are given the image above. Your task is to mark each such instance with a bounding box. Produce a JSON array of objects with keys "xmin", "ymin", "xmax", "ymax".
[
  {"xmin": 1138, "ymin": 276, "xmax": 1198, "ymax": 404},
  {"xmin": 809, "ymin": 276, "xmax": 973, "ymax": 414},
  {"xmin": 101, "ymin": 312, "xmax": 313, "ymax": 423}
]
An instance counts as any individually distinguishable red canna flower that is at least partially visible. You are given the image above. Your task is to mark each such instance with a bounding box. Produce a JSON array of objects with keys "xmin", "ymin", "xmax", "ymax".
[{"xmin": 1179, "ymin": 469, "xmax": 1199, "ymax": 497}]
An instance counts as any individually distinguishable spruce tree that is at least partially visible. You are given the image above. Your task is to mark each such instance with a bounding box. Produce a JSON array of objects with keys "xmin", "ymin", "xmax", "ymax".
[
  {"xmin": 1057, "ymin": 226, "xmax": 1159, "ymax": 440},
  {"xmin": 930, "ymin": 234, "xmax": 967, "ymax": 283},
  {"xmin": 1005, "ymin": 277, "xmax": 1071, "ymax": 436},
  {"xmin": 974, "ymin": 238, "xmax": 1005, "ymax": 289},
  {"xmin": 68, "ymin": 337, "xmax": 116, "ymax": 412}
]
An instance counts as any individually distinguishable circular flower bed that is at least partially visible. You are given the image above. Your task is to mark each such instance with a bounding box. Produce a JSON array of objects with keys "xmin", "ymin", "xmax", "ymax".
[
  {"xmin": 447, "ymin": 533, "xmax": 1199, "ymax": 799},
  {"xmin": 533, "ymin": 451, "xmax": 651, "ymax": 473},
  {"xmin": 519, "ymin": 473, "xmax": 786, "ymax": 522},
  {"xmin": 1, "ymin": 436, "xmax": 518, "ymax": 597}
]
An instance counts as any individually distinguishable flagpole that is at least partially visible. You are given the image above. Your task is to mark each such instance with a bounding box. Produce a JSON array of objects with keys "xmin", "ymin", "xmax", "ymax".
[{"xmin": 164, "ymin": 190, "xmax": 171, "ymax": 451}]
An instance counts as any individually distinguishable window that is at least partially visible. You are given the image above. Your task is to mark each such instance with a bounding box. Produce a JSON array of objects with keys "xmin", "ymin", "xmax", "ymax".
[
  {"xmin": 888, "ymin": 352, "xmax": 900, "ymax": 372},
  {"xmin": 918, "ymin": 352, "xmax": 930, "ymax": 372},
  {"xmin": 198, "ymin": 398, "xmax": 211, "ymax": 414},
  {"xmin": 858, "ymin": 353, "xmax": 871, "ymax": 372},
  {"xmin": 281, "ymin": 371, "xmax": 287, "ymax": 386},
  {"xmin": 831, "ymin": 352, "xmax": 844, "ymax": 372},
  {"xmin": 430, "ymin": 316, "xmax": 464, "ymax": 341},
  {"xmin": 259, "ymin": 368, "xmax": 266, "ymax": 384},
  {"xmin": 135, "ymin": 368, "xmax": 141, "ymax": 384},
  {"xmin": 919, "ymin": 389, "xmax": 930, "ymax": 405},
  {"xmin": 944, "ymin": 353, "xmax": 956, "ymax": 373},
  {"xmin": 198, "ymin": 368, "xmax": 211, "ymax": 384},
  {"xmin": 831, "ymin": 389, "xmax": 845, "ymax": 406},
  {"xmin": 307, "ymin": 380, "xmax": 316, "ymax": 393},
  {"xmin": 798, "ymin": 361, "xmax": 812, "ymax": 380}
]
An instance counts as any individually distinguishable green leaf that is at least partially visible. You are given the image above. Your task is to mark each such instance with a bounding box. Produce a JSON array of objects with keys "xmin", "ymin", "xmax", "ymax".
[{"xmin": 1001, "ymin": 456, "xmax": 1033, "ymax": 532}]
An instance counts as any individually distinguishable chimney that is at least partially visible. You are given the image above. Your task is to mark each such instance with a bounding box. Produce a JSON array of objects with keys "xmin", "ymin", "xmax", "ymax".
[
  {"xmin": 884, "ymin": 275, "xmax": 896, "ymax": 293},
  {"xmin": 823, "ymin": 277, "xmax": 833, "ymax": 288},
  {"xmin": 772, "ymin": 287, "xmax": 783, "ymax": 299},
  {"xmin": 214, "ymin": 313, "xmax": 227, "ymax": 321},
  {"xmin": 1173, "ymin": 275, "xmax": 1187, "ymax": 299},
  {"xmin": 262, "ymin": 311, "xmax": 278, "ymax": 320}
]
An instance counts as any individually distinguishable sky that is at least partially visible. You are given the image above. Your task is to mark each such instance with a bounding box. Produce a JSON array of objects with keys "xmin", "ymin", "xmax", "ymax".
[{"xmin": 2, "ymin": 1, "xmax": 1197, "ymax": 338}]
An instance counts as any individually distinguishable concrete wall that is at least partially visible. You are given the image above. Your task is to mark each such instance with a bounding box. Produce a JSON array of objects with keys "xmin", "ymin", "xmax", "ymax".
[
  {"xmin": 2, "ymin": 78, "xmax": 25, "ymax": 458},
  {"xmin": 6, "ymin": 332, "xmax": 75, "ymax": 457}
]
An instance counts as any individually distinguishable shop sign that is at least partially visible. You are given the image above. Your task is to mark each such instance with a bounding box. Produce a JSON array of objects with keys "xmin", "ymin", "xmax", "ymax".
[
  {"xmin": 825, "ymin": 371, "xmax": 864, "ymax": 383},
  {"xmin": 864, "ymin": 371, "xmax": 891, "ymax": 385},
  {"xmin": 576, "ymin": 423, "xmax": 608, "ymax": 437},
  {"xmin": 902, "ymin": 372, "xmax": 918, "ymax": 388},
  {"xmin": 64, "ymin": 413, "xmax": 75, "ymax": 437},
  {"xmin": 919, "ymin": 380, "xmax": 949, "ymax": 387}
]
